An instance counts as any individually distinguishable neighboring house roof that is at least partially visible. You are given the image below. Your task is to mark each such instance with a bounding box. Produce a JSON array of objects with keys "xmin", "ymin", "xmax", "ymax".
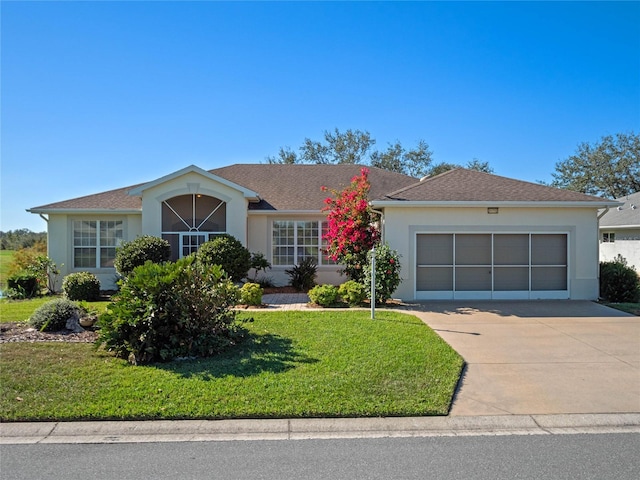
[
  {"xmin": 599, "ymin": 191, "xmax": 640, "ymax": 228},
  {"xmin": 372, "ymin": 168, "xmax": 618, "ymax": 207},
  {"xmin": 209, "ymin": 164, "xmax": 417, "ymax": 211},
  {"xmin": 28, "ymin": 164, "xmax": 417, "ymax": 214}
]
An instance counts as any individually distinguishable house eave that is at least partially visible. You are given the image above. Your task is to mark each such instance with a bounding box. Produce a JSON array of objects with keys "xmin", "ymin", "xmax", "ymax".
[
  {"xmin": 599, "ymin": 224, "xmax": 640, "ymax": 230},
  {"xmin": 27, "ymin": 208, "xmax": 142, "ymax": 215},
  {"xmin": 370, "ymin": 200, "xmax": 621, "ymax": 209},
  {"xmin": 247, "ymin": 210, "xmax": 324, "ymax": 216}
]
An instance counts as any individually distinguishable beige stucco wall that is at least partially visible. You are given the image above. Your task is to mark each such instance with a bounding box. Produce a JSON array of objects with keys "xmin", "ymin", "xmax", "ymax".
[
  {"xmin": 138, "ymin": 171, "xmax": 249, "ymax": 244},
  {"xmin": 247, "ymin": 213, "xmax": 346, "ymax": 287},
  {"xmin": 381, "ymin": 206, "xmax": 600, "ymax": 301},
  {"xmin": 600, "ymin": 228, "xmax": 640, "ymax": 271},
  {"xmin": 46, "ymin": 213, "xmax": 141, "ymax": 291}
]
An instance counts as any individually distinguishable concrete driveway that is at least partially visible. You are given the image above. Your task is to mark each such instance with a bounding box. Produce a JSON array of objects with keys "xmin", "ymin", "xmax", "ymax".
[{"xmin": 410, "ymin": 301, "xmax": 640, "ymax": 416}]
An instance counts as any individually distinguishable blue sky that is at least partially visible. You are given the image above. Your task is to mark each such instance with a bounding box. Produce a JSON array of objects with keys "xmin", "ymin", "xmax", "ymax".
[{"xmin": 2, "ymin": 1, "xmax": 639, "ymax": 232}]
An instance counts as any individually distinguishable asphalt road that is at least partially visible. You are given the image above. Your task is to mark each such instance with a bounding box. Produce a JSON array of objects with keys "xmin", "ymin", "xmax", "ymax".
[{"xmin": 2, "ymin": 433, "xmax": 638, "ymax": 480}]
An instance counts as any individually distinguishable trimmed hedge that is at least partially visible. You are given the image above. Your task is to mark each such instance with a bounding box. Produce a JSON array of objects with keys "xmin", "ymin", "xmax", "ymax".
[
  {"xmin": 62, "ymin": 272, "xmax": 101, "ymax": 301},
  {"xmin": 114, "ymin": 236, "xmax": 172, "ymax": 277}
]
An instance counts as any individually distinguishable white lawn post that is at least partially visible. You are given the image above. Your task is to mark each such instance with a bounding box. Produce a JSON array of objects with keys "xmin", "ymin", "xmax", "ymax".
[{"xmin": 370, "ymin": 246, "xmax": 375, "ymax": 319}]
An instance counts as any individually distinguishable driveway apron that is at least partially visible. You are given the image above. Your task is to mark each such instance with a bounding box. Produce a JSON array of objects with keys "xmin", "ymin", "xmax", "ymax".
[{"xmin": 409, "ymin": 301, "xmax": 640, "ymax": 416}]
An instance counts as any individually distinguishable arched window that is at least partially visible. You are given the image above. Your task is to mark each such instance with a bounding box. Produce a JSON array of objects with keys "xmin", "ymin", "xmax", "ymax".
[{"xmin": 161, "ymin": 194, "xmax": 226, "ymax": 260}]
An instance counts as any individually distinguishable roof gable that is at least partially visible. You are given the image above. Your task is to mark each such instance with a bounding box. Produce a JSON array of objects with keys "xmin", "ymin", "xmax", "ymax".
[
  {"xmin": 374, "ymin": 168, "xmax": 617, "ymax": 205},
  {"xmin": 127, "ymin": 165, "xmax": 259, "ymax": 200}
]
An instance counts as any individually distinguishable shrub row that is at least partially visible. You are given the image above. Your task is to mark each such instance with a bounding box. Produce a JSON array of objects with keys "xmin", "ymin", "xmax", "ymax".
[{"xmin": 308, "ymin": 280, "xmax": 368, "ymax": 307}]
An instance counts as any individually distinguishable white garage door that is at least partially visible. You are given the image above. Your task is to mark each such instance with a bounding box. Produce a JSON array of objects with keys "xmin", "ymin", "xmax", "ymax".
[{"xmin": 416, "ymin": 233, "xmax": 568, "ymax": 300}]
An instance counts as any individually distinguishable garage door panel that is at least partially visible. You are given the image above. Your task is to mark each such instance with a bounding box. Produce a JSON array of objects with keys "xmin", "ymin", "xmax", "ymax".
[
  {"xmin": 494, "ymin": 267, "xmax": 529, "ymax": 291},
  {"xmin": 532, "ymin": 267, "xmax": 567, "ymax": 291},
  {"xmin": 532, "ymin": 234, "xmax": 567, "ymax": 265},
  {"xmin": 417, "ymin": 266, "xmax": 453, "ymax": 291},
  {"xmin": 417, "ymin": 234, "xmax": 452, "ymax": 265},
  {"xmin": 455, "ymin": 234, "xmax": 492, "ymax": 265},
  {"xmin": 455, "ymin": 267, "xmax": 492, "ymax": 291},
  {"xmin": 494, "ymin": 234, "xmax": 529, "ymax": 265}
]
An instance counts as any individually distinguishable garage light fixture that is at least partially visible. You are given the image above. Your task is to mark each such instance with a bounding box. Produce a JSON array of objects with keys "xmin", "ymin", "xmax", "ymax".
[{"xmin": 487, "ymin": 207, "xmax": 499, "ymax": 214}]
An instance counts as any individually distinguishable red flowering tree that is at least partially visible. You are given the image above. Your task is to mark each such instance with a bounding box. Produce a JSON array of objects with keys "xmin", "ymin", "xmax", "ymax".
[{"xmin": 322, "ymin": 168, "xmax": 380, "ymax": 282}]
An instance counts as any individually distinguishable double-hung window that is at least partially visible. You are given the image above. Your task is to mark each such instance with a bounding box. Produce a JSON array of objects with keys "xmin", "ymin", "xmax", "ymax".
[
  {"xmin": 272, "ymin": 220, "xmax": 335, "ymax": 266},
  {"xmin": 73, "ymin": 220, "xmax": 123, "ymax": 269}
]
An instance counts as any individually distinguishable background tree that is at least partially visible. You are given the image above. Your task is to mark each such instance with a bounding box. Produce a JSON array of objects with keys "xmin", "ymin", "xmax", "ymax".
[
  {"xmin": 266, "ymin": 128, "xmax": 492, "ymax": 178},
  {"xmin": 0, "ymin": 229, "xmax": 46, "ymax": 250},
  {"xmin": 550, "ymin": 132, "xmax": 640, "ymax": 198}
]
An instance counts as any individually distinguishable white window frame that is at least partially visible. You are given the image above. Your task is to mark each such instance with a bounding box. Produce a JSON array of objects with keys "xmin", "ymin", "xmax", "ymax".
[
  {"xmin": 271, "ymin": 220, "xmax": 335, "ymax": 266},
  {"xmin": 72, "ymin": 219, "xmax": 124, "ymax": 269}
]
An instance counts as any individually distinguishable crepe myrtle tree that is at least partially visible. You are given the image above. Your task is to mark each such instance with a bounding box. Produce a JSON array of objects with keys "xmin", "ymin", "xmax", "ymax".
[{"xmin": 322, "ymin": 167, "xmax": 380, "ymax": 283}]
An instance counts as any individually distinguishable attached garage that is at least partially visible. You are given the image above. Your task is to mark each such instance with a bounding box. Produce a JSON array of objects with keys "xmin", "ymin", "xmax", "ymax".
[
  {"xmin": 371, "ymin": 169, "xmax": 620, "ymax": 302},
  {"xmin": 416, "ymin": 233, "xmax": 568, "ymax": 300}
]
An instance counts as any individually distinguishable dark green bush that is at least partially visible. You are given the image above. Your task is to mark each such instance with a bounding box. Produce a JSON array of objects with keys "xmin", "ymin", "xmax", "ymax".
[
  {"xmin": 308, "ymin": 284, "xmax": 339, "ymax": 306},
  {"xmin": 62, "ymin": 272, "xmax": 101, "ymax": 301},
  {"xmin": 114, "ymin": 236, "xmax": 171, "ymax": 277},
  {"xmin": 97, "ymin": 257, "xmax": 243, "ymax": 364},
  {"xmin": 7, "ymin": 272, "xmax": 40, "ymax": 299},
  {"xmin": 600, "ymin": 258, "xmax": 640, "ymax": 302},
  {"xmin": 338, "ymin": 280, "xmax": 367, "ymax": 306},
  {"xmin": 240, "ymin": 282, "xmax": 263, "ymax": 306},
  {"xmin": 196, "ymin": 235, "xmax": 251, "ymax": 282},
  {"xmin": 285, "ymin": 257, "xmax": 317, "ymax": 291},
  {"xmin": 30, "ymin": 298, "xmax": 83, "ymax": 332},
  {"xmin": 249, "ymin": 252, "xmax": 271, "ymax": 281}
]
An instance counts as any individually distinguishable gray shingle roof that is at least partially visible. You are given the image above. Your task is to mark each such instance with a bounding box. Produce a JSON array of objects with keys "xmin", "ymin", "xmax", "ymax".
[
  {"xmin": 599, "ymin": 191, "xmax": 640, "ymax": 227},
  {"xmin": 375, "ymin": 168, "xmax": 615, "ymax": 204},
  {"xmin": 29, "ymin": 164, "xmax": 616, "ymax": 214},
  {"xmin": 209, "ymin": 164, "xmax": 418, "ymax": 210},
  {"xmin": 29, "ymin": 164, "xmax": 417, "ymax": 213}
]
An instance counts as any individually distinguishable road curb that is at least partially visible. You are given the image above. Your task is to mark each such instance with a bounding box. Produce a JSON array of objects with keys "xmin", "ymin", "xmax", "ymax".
[{"xmin": 2, "ymin": 413, "xmax": 639, "ymax": 444}]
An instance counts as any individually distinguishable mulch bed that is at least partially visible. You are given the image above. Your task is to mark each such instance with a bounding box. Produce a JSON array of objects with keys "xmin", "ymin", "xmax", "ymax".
[{"xmin": 0, "ymin": 323, "xmax": 98, "ymax": 344}]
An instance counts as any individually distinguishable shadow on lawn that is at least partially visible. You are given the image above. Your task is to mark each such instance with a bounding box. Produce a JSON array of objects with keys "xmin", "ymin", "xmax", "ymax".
[{"xmin": 153, "ymin": 332, "xmax": 318, "ymax": 380}]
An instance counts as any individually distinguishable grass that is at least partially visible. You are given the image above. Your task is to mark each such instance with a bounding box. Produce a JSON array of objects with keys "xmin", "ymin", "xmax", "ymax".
[
  {"xmin": 0, "ymin": 310, "xmax": 464, "ymax": 421},
  {"xmin": 0, "ymin": 250, "xmax": 14, "ymax": 292},
  {"xmin": 0, "ymin": 295, "xmax": 111, "ymax": 323},
  {"xmin": 601, "ymin": 302, "xmax": 640, "ymax": 316}
]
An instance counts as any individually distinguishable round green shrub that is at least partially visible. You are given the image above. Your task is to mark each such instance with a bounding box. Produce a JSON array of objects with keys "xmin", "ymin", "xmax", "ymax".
[
  {"xmin": 196, "ymin": 234, "xmax": 251, "ymax": 282},
  {"xmin": 240, "ymin": 282, "xmax": 263, "ymax": 306},
  {"xmin": 30, "ymin": 298, "xmax": 83, "ymax": 332},
  {"xmin": 308, "ymin": 284, "xmax": 339, "ymax": 307},
  {"xmin": 600, "ymin": 259, "xmax": 640, "ymax": 302},
  {"xmin": 62, "ymin": 272, "xmax": 101, "ymax": 301},
  {"xmin": 338, "ymin": 280, "xmax": 367, "ymax": 306},
  {"xmin": 114, "ymin": 235, "xmax": 172, "ymax": 277},
  {"xmin": 7, "ymin": 272, "xmax": 40, "ymax": 299},
  {"xmin": 98, "ymin": 257, "xmax": 243, "ymax": 364}
]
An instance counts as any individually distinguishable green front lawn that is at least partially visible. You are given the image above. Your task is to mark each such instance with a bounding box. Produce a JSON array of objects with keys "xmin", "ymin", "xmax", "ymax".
[
  {"xmin": 0, "ymin": 250, "xmax": 14, "ymax": 292},
  {"xmin": 0, "ymin": 310, "xmax": 464, "ymax": 421}
]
